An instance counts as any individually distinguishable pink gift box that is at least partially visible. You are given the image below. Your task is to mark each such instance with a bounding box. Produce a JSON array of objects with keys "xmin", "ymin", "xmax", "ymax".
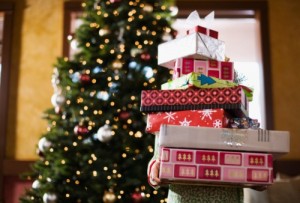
[
  {"xmin": 173, "ymin": 58, "xmax": 234, "ymax": 82},
  {"xmin": 159, "ymin": 147, "xmax": 273, "ymax": 187},
  {"xmin": 146, "ymin": 109, "xmax": 231, "ymax": 133}
]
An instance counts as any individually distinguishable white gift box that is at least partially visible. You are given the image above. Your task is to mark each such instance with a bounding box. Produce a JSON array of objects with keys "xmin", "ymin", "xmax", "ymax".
[
  {"xmin": 158, "ymin": 32, "xmax": 226, "ymax": 68},
  {"xmin": 158, "ymin": 125, "xmax": 290, "ymax": 158}
]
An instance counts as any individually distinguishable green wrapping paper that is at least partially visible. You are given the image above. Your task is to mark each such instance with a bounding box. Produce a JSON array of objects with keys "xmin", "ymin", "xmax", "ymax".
[{"xmin": 161, "ymin": 72, "xmax": 253, "ymax": 101}]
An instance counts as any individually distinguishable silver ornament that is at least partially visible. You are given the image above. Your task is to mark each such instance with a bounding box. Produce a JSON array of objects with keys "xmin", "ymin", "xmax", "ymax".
[
  {"xmin": 38, "ymin": 137, "xmax": 52, "ymax": 152},
  {"xmin": 96, "ymin": 124, "xmax": 114, "ymax": 143},
  {"xmin": 43, "ymin": 193, "xmax": 57, "ymax": 203},
  {"xmin": 32, "ymin": 179, "xmax": 40, "ymax": 189},
  {"xmin": 51, "ymin": 93, "xmax": 65, "ymax": 107}
]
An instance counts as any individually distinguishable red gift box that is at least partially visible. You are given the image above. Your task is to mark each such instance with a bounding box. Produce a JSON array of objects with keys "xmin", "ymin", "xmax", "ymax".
[
  {"xmin": 173, "ymin": 58, "xmax": 234, "ymax": 81},
  {"xmin": 159, "ymin": 147, "xmax": 273, "ymax": 187},
  {"xmin": 146, "ymin": 109, "xmax": 231, "ymax": 133},
  {"xmin": 187, "ymin": 25, "xmax": 218, "ymax": 39},
  {"xmin": 140, "ymin": 86, "xmax": 248, "ymax": 117}
]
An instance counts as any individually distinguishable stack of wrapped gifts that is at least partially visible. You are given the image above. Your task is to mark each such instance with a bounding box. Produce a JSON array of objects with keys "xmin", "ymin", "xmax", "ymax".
[{"xmin": 140, "ymin": 12, "xmax": 290, "ymax": 188}]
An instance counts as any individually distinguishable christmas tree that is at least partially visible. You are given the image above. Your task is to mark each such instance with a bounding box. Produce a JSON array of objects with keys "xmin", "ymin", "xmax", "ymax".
[{"xmin": 20, "ymin": 0, "xmax": 175, "ymax": 202}]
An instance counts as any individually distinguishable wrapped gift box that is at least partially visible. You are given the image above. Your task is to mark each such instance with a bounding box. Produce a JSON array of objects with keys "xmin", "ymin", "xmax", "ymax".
[
  {"xmin": 159, "ymin": 147, "xmax": 273, "ymax": 187},
  {"xmin": 159, "ymin": 125, "xmax": 290, "ymax": 157},
  {"xmin": 162, "ymin": 72, "xmax": 236, "ymax": 90},
  {"xmin": 161, "ymin": 72, "xmax": 253, "ymax": 102},
  {"xmin": 187, "ymin": 25, "xmax": 219, "ymax": 39},
  {"xmin": 158, "ymin": 32, "xmax": 225, "ymax": 68},
  {"xmin": 146, "ymin": 109, "xmax": 232, "ymax": 133},
  {"xmin": 140, "ymin": 86, "xmax": 249, "ymax": 117},
  {"xmin": 171, "ymin": 58, "xmax": 234, "ymax": 81}
]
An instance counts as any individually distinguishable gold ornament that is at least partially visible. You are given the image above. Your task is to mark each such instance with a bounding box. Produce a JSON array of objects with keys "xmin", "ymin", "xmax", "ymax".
[{"xmin": 103, "ymin": 189, "xmax": 116, "ymax": 203}]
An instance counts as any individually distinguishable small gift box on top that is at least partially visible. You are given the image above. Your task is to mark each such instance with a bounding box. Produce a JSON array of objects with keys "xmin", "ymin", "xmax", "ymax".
[
  {"xmin": 158, "ymin": 11, "xmax": 225, "ymax": 68},
  {"xmin": 158, "ymin": 32, "xmax": 225, "ymax": 68}
]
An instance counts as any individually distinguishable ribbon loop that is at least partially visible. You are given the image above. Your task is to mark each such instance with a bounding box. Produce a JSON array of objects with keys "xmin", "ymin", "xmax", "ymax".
[{"xmin": 186, "ymin": 10, "xmax": 215, "ymax": 29}]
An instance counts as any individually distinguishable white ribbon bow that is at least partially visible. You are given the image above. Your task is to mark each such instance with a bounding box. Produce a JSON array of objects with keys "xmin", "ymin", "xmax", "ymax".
[{"xmin": 186, "ymin": 10, "xmax": 215, "ymax": 29}]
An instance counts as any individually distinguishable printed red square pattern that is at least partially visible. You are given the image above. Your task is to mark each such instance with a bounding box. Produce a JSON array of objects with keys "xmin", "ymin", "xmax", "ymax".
[{"xmin": 141, "ymin": 86, "xmax": 248, "ymax": 117}]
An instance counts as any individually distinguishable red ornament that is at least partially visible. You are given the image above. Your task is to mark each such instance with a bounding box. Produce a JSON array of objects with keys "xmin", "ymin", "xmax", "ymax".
[
  {"xmin": 140, "ymin": 53, "xmax": 151, "ymax": 61},
  {"xmin": 119, "ymin": 111, "xmax": 130, "ymax": 120},
  {"xmin": 131, "ymin": 192, "xmax": 143, "ymax": 203},
  {"xmin": 74, "ymin": 125, "xmax": 89, "ymax": 135},
  {"xmin": 80, "ymin": 73, "xmax": 91, "ymax": 84},
  {"xmin": 110, "ymin": 0, "xmax": 120, "ymax": 3}
]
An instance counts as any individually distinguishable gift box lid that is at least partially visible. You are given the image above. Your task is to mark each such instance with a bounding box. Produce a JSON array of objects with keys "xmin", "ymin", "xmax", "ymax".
[{"xmin": 159, "ymin": 125, "xmax": 290, "ymax": 158}]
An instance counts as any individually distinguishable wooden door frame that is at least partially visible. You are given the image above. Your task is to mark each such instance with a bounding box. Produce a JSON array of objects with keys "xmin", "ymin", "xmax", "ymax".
[{"xmin": 0, "ymin": 2, "xmax": 14, "ymax": 202}]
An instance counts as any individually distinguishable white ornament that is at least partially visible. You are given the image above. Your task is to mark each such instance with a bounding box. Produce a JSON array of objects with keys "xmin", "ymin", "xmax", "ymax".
[
  {"xmin": 51, "ymin": 93, "xmax": 65, "ymax": 107},
  {"xmin": 43, "ymin": 193, "xmax": 57, "ymax": 203},
  {"xmin": 70, "ymin": 38, "xmax": 79, "ymax": 50},
  {"xmin": 38, "ymin": 137, "xmax": 52, "ymax": 152},
  {"xmin": 97, "ymin": 91, "xmax": 109, "ymax": 101},
  {"xmin": 170, "ymin": 6, "xmax": 179, "ymax": 16},
  {"xmin": 96, "ymin": 124, "xmax": 113, "ymax": 143},
  {"xmin": 32, "ymin": 180, "xmax": 40, "ymax": 189}
]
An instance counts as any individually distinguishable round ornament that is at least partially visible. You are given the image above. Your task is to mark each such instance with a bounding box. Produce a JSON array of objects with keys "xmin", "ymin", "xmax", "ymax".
[
  {"xmin": 32, "ymin": 179, "xmax": 41, "ymax": 189},
  {"xmin": 131, "ymin": 192, "xmax": 144, "ymax": 203},
  {"xmin": 51, "ymin": 75, "xmax": 60, "ymax": 88},
  {"xmin": 80, "ymin": 73, "xmax": 91, "ymax": 84},
  {"xmin": 96, "ymin": 124, "xmax": 113, "ymax": 143},
  {"xmin": 38, "ymin": 137, "xmax": 52, "ymax": 152},
  {"xmin": 119, "ymin": 111, "xmax": 130, "ymax": 120},
  {"xmin": 51, "ymin": 93, "xmax": 65, "ymax": 107},
  {"xmin": 140, "ymin": 52, "xmax": 151, "ymax": 61},
  {"xmin": 74, "ymin": 125, "xmax": 89, "ymax": 135},
  {"xmin": 43, "ymin": 193, "xmax": 57, "ymax": 203},
  {"xmin": 70, "ymin": 38, "xmax": 79, "ymax": 50},
  {"xmin": 109, "ymin": 0, "xmax": 120, "ymax": 4},
  {"xmin": 71, "ymin": 72, "xmax": 81, "ymax": 83},
  {"xmin": 130, "ymin": 48, "xmax": 142, "ymax": 57},
  {"xmin": 103, "ymin": 190, "xmax": 116, "ymax": 203}
]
